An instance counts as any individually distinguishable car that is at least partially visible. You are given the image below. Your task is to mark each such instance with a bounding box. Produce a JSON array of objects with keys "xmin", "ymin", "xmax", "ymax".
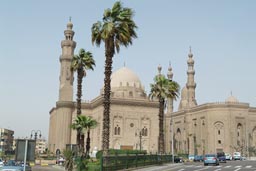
[
  {"xmin": 0, "ymin": 160, "xmax": 32, "ymax": 171},
  {"xmin": 217, "ymin": 152, "xmax": 226, "ymax": 163},
  {"xmin": 203, "ymin": 154, "xmax": 219, "ymax": 166},
  {"xmin": 194, "ymin": 155, "xmax": 204, "ymax": 162},
  {"xmin": 188, "ymin": 155, "xmax": 195, "ymax": 161},
  {"xmin": 225, "ymin": 153, "xmax": 232, "ymax": 160},
  {"xmin": 57, "ymin": 156, "xmax": 65, "ymax": 165},
  {"xmin": 0, "ymin": 159, "xmax": 3, "ymax": 167},
  {"xmin": 174, "ymin": 156, "xmax": 183, "ymax": 163},
  {"xmin": 233, "ymin": 152, "xmax": 241, "ymax": 160}
]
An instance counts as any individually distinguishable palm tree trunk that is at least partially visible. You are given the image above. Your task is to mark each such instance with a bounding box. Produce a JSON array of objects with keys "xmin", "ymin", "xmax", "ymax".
[
  {"xmin": 158, "ymin": 98, "xmax": 165, "ymax": 154},
  {"xmin": 81, "ymin": 134, "xmax": 85, "ymax": 155},
  {"xmin": 85, "ymin": 130, "xmax": 90, "ymax": 158},
  {"xmin": 102, "ymin": 37, "xmax": 114, "ymax": 157},
  {"xmin": 77, "ymin": 67, "xmax": 83, "ymax": 115},
  {"xmin": 77, "ymin": 67, "xmax": 83, "ymax": 152}
]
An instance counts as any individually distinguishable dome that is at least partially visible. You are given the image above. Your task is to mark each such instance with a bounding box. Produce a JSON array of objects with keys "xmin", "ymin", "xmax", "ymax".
[
  {"xmin": 225, "ymin": 95, "xmax": 239, "ymax": 103},
  {"xmin": 181, "ymin": 87, "xmax": 188, "ymax": 99},
  {"xmin": 111, "ymin": 66, "xmax": 142, "ymax": 88},
  {"xmin": 100, "ymin": 66, "xmax": 146, "ymax": 99}
]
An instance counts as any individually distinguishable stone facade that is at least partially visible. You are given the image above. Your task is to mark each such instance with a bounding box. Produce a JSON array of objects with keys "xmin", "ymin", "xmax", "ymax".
[{"xmin": 48, "ymin": 22, "xmax": 256, "ymax": 157}]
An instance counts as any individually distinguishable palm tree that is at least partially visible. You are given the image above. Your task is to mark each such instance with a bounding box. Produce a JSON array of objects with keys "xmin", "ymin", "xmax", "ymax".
[
  {"xmin": 91, "ymin": 1, "xmax": 137, "ymax": 156},
  {"xmin": 71, "ymin": 115, "xmax": 97, "ymax": 158},
  {"xmin": 84, "ymin": 117, "xmax": 97, "ymax": 158},
  {"xmin": 149, "ymin": 74, "xmax": 180, "ymax": 154},
  {"xmin": 71, "ymin": 48, "xmax": 95, "ymax": 151},
  {"xmin": 63, "ymin": 149, "xmax": 74, "ymax": 171}
]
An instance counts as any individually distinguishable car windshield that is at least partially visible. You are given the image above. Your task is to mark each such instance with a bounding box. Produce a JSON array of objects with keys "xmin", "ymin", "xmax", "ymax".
[
  {"xmin": 217, "ymin": 152, "xmax": 225, "ymax": 157},
  {"xmin": 205, "ymin": 154, "xmax": 215, "ymax": 157},
  {"xmin": 5, "ymin": 160, "xmax": 18, "ymax": 166}
]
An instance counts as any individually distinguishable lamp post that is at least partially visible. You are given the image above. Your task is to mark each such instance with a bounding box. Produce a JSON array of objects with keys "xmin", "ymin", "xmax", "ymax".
[
  {"xmin": 135, "ymin": 129, "xmax": 143, "ymax": 151},
  {"xmin": 30, "ymin": 130, "xmax": 42, "ymax": 141}
]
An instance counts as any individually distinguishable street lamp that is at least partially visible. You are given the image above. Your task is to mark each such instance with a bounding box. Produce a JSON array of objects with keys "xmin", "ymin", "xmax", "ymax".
[
  {"xmin": 135, "ymin": 129, "xmax": 143, "ymax": 151},
  {"xmin": 30, "ymin": 130, "xmax": 42, "ymax": 141}
]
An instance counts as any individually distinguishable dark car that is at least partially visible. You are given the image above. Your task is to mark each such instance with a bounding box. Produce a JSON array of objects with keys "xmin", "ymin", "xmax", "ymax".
[
  {"xmin": 174, "ymin": 156, "xmax": 183, "ymax": 163},
  {"xmin": 194, "ymin": 155, "xmax": 204, "ymax": 162},
  {"xmin": 217, "ymin": 152, "xmax": 226, "ymax": 163}
]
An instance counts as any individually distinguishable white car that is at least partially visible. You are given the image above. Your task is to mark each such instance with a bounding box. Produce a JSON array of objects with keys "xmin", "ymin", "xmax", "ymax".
[
  {"xmin": 233, "ymin": 152, "xmax": 241, "ymax": 160},
  {"xmin": 225, "ymin": 153, "xmax": 232, "ymax": 160},
  {"xmin": 0, "ymin": 159, "xmax": 3, "ymax": 167}
]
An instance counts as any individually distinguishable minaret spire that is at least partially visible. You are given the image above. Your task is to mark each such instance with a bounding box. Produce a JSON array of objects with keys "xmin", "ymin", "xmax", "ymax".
[
  {"xmin": 158, "ymin": 64, "xmax": 162, "ymax": 76},
  {"xmin": 186, "ymin": 47, "xmax": 197, "ymax": 107},
  {"xmin": 167, "ymin": 62, "xmax": 174, "ymax": 113},
  {"xmin": 167, "ymin": 62, "xmax": 173, "ymax": 80},
  {"xmin": 59, "ymin": 20, "xmax": 77, "ymax": 101}
]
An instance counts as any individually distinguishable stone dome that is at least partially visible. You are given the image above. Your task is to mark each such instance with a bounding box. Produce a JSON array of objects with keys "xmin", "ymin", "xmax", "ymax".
[
  {"xmin": 111, "ymin": 66, "xmax": 142, "ymax": 88},
  {"xmin": 225, "ymin": 95, "xmax": 239, "ymax": 103},
  {"xmin": 180, "ymin": 87, "xmax": 188, "ymax": 99},
  {"xmin": 100, "ymin": 66, "xmax": 146, "ymax": 99}
]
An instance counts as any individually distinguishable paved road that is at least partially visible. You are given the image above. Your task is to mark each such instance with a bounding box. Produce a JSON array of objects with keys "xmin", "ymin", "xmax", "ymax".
[
  {"xmin": 159, "ymin": 160, "xmax": 256, "ymax": 171},
  {"xmin": 31, "ymin": 160, "xmax": 256, "ymax": 171}
]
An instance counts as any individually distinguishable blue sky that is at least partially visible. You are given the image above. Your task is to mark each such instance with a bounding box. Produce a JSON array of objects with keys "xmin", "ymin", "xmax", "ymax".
[{"xmin": 0, "ymin": 0, "xmax": 256, "ymax": 139}]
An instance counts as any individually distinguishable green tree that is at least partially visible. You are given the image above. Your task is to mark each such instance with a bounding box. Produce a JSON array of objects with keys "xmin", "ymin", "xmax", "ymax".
[
  {"xmin": 91, "ymin": 1, "xmax": 137, "ymax": 156},
  {"xmin": 84, "ymin": 117, "xmax": 98, "ymax": 158},
  {"xmin": 71, "ymin": 115, "xmax": 98, "ymax": 158},
  {"xmin": 71, "ymin": 48, "xmax": 95, "ymax": 151},
  {"xmin": 149, "ymin": 74, "xmax": 180, "ymax": 153},
  {"xmin": 63, "ymin": 149, "xmax": 74, "ymax": 171}
]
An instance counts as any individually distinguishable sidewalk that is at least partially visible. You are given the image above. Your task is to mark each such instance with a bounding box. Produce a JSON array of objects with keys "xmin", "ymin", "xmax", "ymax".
[{"xmin": 51, "ymin": 163, "xmax": 182, "ymax": 171}]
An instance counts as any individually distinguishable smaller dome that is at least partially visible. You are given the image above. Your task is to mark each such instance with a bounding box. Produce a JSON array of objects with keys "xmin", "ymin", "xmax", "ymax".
[
  {"xmin": 181, "ymin": 87, "xmax": 188, "ymax": 99},
  {"xmin": 225, "ymin": 95, "xmax": 239, "ymax": 103}
]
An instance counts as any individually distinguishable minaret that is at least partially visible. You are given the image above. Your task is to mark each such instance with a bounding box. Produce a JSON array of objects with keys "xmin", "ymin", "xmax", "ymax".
[
  {"xmin": 52, "ymin": 20, "xmax": 76, "ymax": 152},
  {"xmin": 186, "ymin": 47, "xmax": 197, "ymax": 107},
  {"xmin": 59, "ymin": 19, "xmax": 76, "ymax": 101},
  {"xmin": 167, "ymin": 63, "xmax": 174, "ymax": 113}
]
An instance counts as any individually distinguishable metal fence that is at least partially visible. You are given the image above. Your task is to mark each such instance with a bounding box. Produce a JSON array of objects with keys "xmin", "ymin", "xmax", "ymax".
[{"xmin": 100, "ymin": 153, "xmax": 173, "ymax": 171}]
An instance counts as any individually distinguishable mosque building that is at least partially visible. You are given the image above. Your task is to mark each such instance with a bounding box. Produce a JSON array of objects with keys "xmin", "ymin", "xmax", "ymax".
[{"xmin": 48, "ymin": 21, "xmax": 256, "ymax": 156}]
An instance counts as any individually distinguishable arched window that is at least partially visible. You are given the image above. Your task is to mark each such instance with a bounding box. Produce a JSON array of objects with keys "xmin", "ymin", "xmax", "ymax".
[
  {"xmin": 118, "ymin": 127, "xmax": 120, "ymax": 135},
  {"xmin": 237, "ymin": 123, "xmax": 243, "ymax": 145},
  {"xmin": 142, "ymin": 127, "xmax": 148, "ymax": 136},
  {"xmin": 176, "ymin": 128, "xmax": 182, "ymax": 152},
  {"xmin": 214, "ymin": 121, "xmax": 224, "ymax": 147},
  {"xmin": 114, "ymin": 125, "xmax": 121, "ymax": 135}
]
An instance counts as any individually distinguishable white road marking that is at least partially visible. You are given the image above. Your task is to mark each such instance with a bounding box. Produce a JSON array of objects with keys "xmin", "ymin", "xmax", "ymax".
[
  {"xmin": 213, "ymin": 169, "xmax": 221, "ymax": 171},
  {"xmin": 193, "ymin": 166, "xmax": 211, "ymax": 171},
  {"xmin": 246, "ymin": 165, "xmax": 252, "ymax": 168}
]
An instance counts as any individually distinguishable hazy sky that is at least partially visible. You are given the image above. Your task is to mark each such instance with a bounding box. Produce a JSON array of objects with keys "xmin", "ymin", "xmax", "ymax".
[{"xmin": 1, "ymin": 0, "xmax": 256, "ymax": 139}]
